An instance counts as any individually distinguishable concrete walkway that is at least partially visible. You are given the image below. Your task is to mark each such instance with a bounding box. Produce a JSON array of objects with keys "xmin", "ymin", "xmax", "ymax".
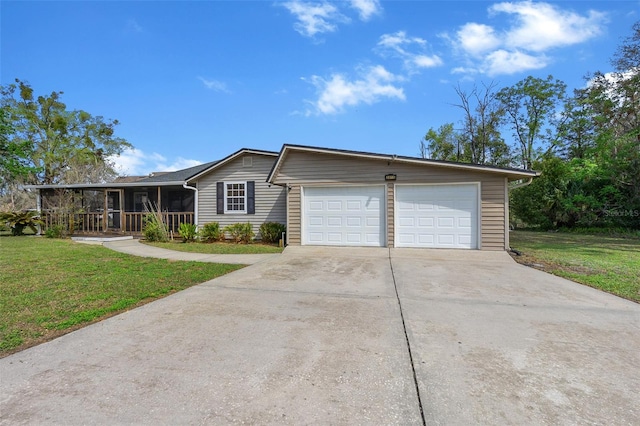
[{"xmin": 102, "ymin": 238, "xmax": 280, "ymax": 265}]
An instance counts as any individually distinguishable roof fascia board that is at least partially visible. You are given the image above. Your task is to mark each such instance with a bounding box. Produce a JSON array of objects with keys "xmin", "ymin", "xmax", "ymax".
[
  {"xmin": 25, "ymin": 181, "xmax": 188, "ymax": 190},
  {"xmin": 268, "ymin": 144, "xmax": 539, "ymax": 181}
]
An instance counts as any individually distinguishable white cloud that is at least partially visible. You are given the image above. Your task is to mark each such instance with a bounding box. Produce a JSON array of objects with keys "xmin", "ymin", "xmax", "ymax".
[
  {"xmin": 198, "ymin": 77, "xmax": 230, "ymax": 93},
  {"xmin": 110, "ymin": 148, "xmax": 202, "ymax": 176},
  {"xmin": 281, "ymin": 1, "xmax": 349, "ymax": 38},
  {"xmin": 377, "ymin": 31, "xmax": 443, "ymax": 71},
  {"xmin": 483, "ymin": 50, "xmax": 548, "ymax": 75},
  {"xmin": 456, "ymin": 23, "xmax": 500, "ymax": 56},
  {"xmin": 349, "ymin": 0, "xmax": 382, "ymax": 21},
  {"xmin": 490, "ymin": 1, "xmax": 606, "ymax": 52},
  {"xmin": 305, "ymin": 65, "xmax": 405, "ymax": 115},
  {"xmin": 450, "ymin": 1, "xmax": 607, "ymax": 76}
]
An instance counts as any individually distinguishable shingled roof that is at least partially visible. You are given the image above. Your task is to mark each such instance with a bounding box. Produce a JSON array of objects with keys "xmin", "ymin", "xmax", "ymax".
[{"xmin": 134, "ymin": 161, "xmax": 219, "ymax": 183}]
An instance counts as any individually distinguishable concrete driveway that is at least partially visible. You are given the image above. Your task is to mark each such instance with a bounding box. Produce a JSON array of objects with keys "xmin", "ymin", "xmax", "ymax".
[{"xmin": 1, "ymin": 247, "xmax": 638, "ymax": 425}]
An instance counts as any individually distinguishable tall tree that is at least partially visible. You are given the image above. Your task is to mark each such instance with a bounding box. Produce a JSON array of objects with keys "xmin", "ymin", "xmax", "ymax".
[
  {"xmin": 0, "ymin": 107, "xmax": 37, "ymax": 191},
  {"xmin": 421, "ymin": 123, "xmax": 462, "ymax": 161},
  {"xmin": 583, "ymin": 21, "xmax": 640, "ymax": 226},
  {"xmin": 554, "ymin": 90, "xmax": 597, "ymax": 160},
  {"xmin": 453, "ymin": 81, "xmax": 511, "ymax": 167},
  {"xmin": 496, "ymin": 75, "xmax": 566, "ymax": 169},
  {"xmin": 0, "ymin": 79, "xmax": 131, "ymax": 186}
]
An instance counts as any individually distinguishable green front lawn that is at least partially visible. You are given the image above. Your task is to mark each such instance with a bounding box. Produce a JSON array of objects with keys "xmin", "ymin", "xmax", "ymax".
[
  {"xmin": 0, "ymin": 237, "xmax": 244, "ymax": 356},
  {"xmin": 509, "ymin": 231, "xmax": 640, "ymax": 302},
  {"xmin": 144, "ymin": 241, "xmax": 284, "ymax": 254}
]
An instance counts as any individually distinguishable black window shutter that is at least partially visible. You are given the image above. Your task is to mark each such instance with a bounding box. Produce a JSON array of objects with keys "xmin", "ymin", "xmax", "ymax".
[
  {"xmin": 216, "ymin": 182, "xmax": 224, "ymax": 214},
  {"xmin": 247, "ymin": 181, "xmax": 255, "ymax": 215}
]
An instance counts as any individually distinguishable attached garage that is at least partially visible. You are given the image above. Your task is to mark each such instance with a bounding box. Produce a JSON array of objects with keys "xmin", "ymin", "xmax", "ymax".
[
  {"xmin": 267, "ymin": 145, "xmax": 539, "ymax": 251},
  {"xmin": 395, "ymin": 184, "xmax": 479, "ymax": 249},
  {"xmin": 303, "ymin": 186, "xmax": 385, "ymax": 246}
]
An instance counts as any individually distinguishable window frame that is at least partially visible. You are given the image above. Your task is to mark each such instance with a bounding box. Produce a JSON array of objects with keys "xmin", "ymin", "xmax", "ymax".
[{"xmin": 223, "ymin": 181, "xmax": 247, "ymax": 214}]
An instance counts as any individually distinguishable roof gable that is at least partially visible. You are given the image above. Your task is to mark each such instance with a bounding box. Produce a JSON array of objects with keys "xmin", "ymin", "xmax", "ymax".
[{"xmin": 186, "ymin": 148, "xmax": 279, "ymax": 182}]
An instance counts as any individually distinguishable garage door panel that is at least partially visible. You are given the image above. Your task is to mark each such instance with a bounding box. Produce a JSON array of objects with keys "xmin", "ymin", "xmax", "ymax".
[
  {"xmin": 347, "ymin": 200, "xmax": 361, "ymax": 210},
  {"xmin": 418, "ymin": 217, "xmax": 434, "ymax": 227},
  {"xmin": 347, "ymin": 216, "xmax": 361, "ymax": 227},
  {"xmin": 327, "ymin": 201, "xmax": 342, "ymax": 211},
  {"xmin": 308, "ymin": 201, "xmax": 324, "ymax": 211},
  {"xmin": 396, "ymin": 184, "xmax": 478, "ymax": 249},
  {"xmin": 304, "ymin": 186, "xmax": 385, "ymax": 247}
]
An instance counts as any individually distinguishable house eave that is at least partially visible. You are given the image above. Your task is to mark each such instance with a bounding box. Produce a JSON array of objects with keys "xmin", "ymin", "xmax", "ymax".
[
  {"xmin": 24, "ymin": 181, "xmax": 188, "ymax": 190},
  {"xmin": 267, "ymin": 144, "xmax": 540, "ymax": 183}
]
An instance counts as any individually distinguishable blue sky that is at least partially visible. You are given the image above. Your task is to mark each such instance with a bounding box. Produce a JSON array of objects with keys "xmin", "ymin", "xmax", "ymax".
[{"xmin": 2, "ymin": 1, "xmax": 638, "ymax": 176}]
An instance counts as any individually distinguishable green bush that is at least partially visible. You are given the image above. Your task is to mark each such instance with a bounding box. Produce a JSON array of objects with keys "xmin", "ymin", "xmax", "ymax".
[
  {"xmin": 142, "ymin": 202, "xmax": 169, "ymax": 242},
  {"xmin": 44, "ymin": 224, "xmax": 67, "ymax": 239},
  {"xmin": 259, "ymin": 222, "xmax": 286, "ymax": 244},
  {"xmin": 0, "ymin": 211, "xmax": 43, "ymax": 236},
  {"xmin": 178, "ymin": 222, "xmax": 198, "ymax": 243},
  {"xmin": 224, "ymin": 222, "xmax": 255, "ymax": 243},
  {"xmin": 199, "ymin": 222, "xmax": 223, "ymax": 242}
]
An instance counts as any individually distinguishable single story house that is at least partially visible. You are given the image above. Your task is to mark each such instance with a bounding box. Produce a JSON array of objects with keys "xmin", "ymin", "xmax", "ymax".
[{"xmin": 30, "ymin": 144, "xmax": 539, "ymax": 250}]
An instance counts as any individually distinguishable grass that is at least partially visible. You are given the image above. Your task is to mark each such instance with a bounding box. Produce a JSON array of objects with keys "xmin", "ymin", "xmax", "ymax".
[
  {"xmin": 144, "ymin": 240, "xmax": 284, "ymax": 254},
  {"xmin": 0, "ymin": 237, "xmax": 244, "ymax": 356},
  {"xmin": 509, "ymin": 230, "xmax": 640, "ymax": 302}
]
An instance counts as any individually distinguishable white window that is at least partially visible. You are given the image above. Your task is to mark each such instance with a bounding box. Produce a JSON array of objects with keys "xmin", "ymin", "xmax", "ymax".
[{"xmin": 224, "ymin": 182, "xmax": 246, "ymax": 213}]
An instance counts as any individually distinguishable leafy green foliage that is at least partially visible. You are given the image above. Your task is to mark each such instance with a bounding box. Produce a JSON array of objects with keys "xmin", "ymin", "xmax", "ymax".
[
  {"xmin": 511, "ymin": 157, "xmax": 637, "ymax": 229},
  {"xmin": 496, "ymin": 75, "xmax": 567, "ymax": 170},
  {"xmin": 178, "ymin": 222, "xmax": 198, "ymax": 243},
  {"xmin": 44, "ymin": 224, "xmax": 67, "ymax": 239},
  {"xmin": 0, "ymin": 107, "xmax": 38, "ymax": 190},
  {"xmin": 199, "ymin": 222, "xmax": 223, "ymax": 242},
  {"xmin": 224, "ymin": 222, "xmax": 255, "ymax": 243},
  {"xmin": 142, "ymin": 202, "xmax": 169, "ymax": 242},
  {"xmin": 259, "ymin": 222, "xmax": 286, "ymax": 244},
  {"xmin": 0, "ymin": 79, "xmax": 131, "ymax": 186},
  {"xmin": 0, "ymin": 210, "xmax": 43, "ymax": 235}
]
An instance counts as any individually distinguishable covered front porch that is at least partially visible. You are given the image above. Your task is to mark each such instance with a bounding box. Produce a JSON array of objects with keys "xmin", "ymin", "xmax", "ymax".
[{"xmin": 36, "ymin": 183, "xmax": 196, "ymax": 236}]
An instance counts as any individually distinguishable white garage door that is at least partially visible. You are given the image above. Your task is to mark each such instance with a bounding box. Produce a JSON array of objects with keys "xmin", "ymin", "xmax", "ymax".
[
  {"xmin": 303, "ymin": 186, "xmax": 385, "ymax": 247},
  {"xmin": 396, "ymin": 184, "xmax": 478, "ymax": 249}
]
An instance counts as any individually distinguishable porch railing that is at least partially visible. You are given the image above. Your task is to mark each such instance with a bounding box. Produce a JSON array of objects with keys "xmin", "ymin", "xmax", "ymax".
[
  {"xmin": 122, "ymin": 212, "xmax": 195, "ymax": 234},
  {"xmin": 41, "ymin": 211, "xmax": 194, "ymax": 235}
]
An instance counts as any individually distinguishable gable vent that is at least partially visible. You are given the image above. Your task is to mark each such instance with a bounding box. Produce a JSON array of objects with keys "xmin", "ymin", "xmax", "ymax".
[{"xmin": 243, "ymin": 156, "xmax": 253, "ymax": 167}]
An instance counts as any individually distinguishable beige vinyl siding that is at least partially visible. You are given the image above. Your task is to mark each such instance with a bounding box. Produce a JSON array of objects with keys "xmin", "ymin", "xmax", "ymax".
[
  {"xmin": 386, "ymin": 183, "xmax": 395, "ymax": 247},
  {"xmin": 287, "ymin": 185, "xmax": 301, "ymax": 245},
  {"xmin": 196, "ymin": 154, "xmax": 286, "ymax": 238},
  {"xmin": 480, "ymin": 179, "xmax": 507, "ymax": 250},
  {"xmin": 272, "ymin": 151, "xmax": 507, "ymax": 250}
]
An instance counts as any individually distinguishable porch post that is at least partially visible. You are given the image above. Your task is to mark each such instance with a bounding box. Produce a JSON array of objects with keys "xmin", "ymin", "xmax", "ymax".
[
  {"xmin": 103, "ymin": 189, "xmax": 108, "ymax": 232},
  {"xmin": 157, "ymin": 187, "xmax": 162, "ymax": 210},
  {"xmin": 36, "ymin": 189, "xmax": 42, "ymax": 235},
  {"xmin": 119, "ymin": 189, "xmax": 125, "ymax": 233}
]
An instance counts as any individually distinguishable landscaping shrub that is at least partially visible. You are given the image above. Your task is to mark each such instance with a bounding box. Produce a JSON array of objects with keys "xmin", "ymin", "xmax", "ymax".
[
  {"xmin": 178, "ymin": 222, "xmax": 198, "ymax": 243},
  {"xmin": 44, "ymin": 224, "xmax": 67, "ymax": 239},
  {"xmin": 142, "ymin": 202, "xmax": 169, "ymax": 242},
  {"xmin": 0, "ymin": 211, "xmax": 43, "ymax": 236},
  {"xmin": 199, "ymin": 222, "xmax": 223, "ymax": 242},
  {"xmin": 224, "ymin": 222, "xmax": 255, "ymax": 243},
  {"xmin": 259, "ymin": 222, "xmax": 286, "ymax": 244}
]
